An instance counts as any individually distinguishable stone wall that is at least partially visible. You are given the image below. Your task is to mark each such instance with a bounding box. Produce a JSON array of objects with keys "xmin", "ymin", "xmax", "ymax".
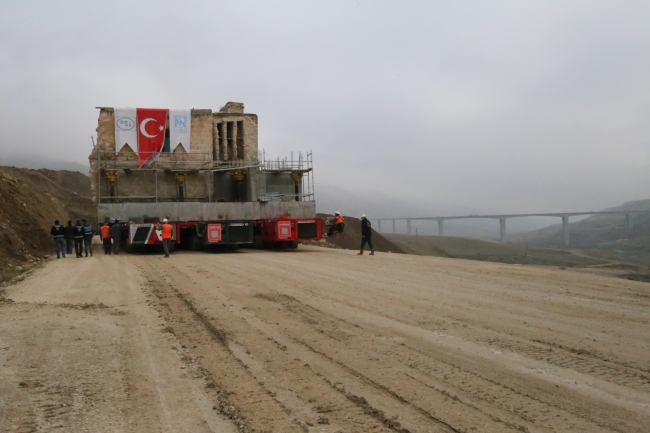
[{"xmin": 89, "ymin": 103, "xmax": 260, "ymax": 206}]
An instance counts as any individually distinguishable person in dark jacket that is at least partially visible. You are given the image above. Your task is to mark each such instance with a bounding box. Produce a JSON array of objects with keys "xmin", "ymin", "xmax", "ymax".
[
  {"xmin": 64, "ymin": 220, "xmax": 74, "ymax": 255},
  {"xmin": 82, "ymin": 219, "xmax": 95, "ymax": 257},
  {"xmin": 358, "ymin": 214, "xmax": 374, "ymax": 255},
  {"xmin": 73, "ymin": 220, "xmax": 85, "ymax": 258},
  {"xmin": 110, "ymin": 220, "xmax": 122, "ymax": 254},
  {"xmin": 50, "ymin": 220, "xmax": 66, "ymax": 259}
]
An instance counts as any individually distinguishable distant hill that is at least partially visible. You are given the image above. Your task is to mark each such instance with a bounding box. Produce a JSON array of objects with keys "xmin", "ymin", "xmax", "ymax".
[
  {"xmin": 512, "ymin": 199, "xmax": 650, "ymax": 264},
  {"xmin": 0, "ymin": 154, "xmax": 89, "ymax": 174}
]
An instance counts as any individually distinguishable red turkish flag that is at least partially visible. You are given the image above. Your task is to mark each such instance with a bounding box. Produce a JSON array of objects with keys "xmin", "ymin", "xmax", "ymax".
[{"xmin": 136, "ymin": 108, "xmax": 168, "ymax": 167}]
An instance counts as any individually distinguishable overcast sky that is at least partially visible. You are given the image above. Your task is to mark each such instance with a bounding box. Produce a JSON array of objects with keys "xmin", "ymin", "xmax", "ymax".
[{"xmin": 1, "ymin": 0, "xmax": 649, "ymax": 220}]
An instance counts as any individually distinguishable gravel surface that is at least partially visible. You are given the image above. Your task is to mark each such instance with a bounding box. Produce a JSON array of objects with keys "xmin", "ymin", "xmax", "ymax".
[{"xmin": 1, "ymin": 246, "xmax": 649, "ymax": 432}]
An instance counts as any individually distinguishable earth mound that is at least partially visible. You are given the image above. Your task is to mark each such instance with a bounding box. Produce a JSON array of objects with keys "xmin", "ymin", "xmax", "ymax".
[
  {"xmin": 0, "ymin": 166, "xmax": 95, "ymax": 282},
  {"xmin": 317, "ymin": 214, "xmax": 405, "ymax": 253}
]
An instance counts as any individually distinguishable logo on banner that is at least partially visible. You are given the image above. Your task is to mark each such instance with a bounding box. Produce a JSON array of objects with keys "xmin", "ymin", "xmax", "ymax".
[
  {"xmin": 116, "ymin": 117, "xmax": 135, "ymax": 130},
  {"xmin": 173, "ymin": 115, "xmax": 187, "ymax": 133}
]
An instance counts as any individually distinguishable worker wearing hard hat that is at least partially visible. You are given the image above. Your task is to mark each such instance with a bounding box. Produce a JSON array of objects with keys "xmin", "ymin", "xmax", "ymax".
[
  {"xmin": 161, "ymin": 218, "xmax": 173, "ymax": 258},
  {"xmin": 358, "ymin": 214, "xmax": 374, "ymax": 255},
  {"xmin": 327, "ymin": 211, "xmax": 345, "ymax": 237}
]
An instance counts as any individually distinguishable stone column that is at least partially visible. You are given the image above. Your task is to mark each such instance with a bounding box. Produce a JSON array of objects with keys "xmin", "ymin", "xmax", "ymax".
[
  {"xmin": 377, "ymin": 220, "xmax": 382, "ymax": 233},
  {"xmin": 438, "ymin": 219, "xmax": 444, "ymax": 236},
  {"xmin": 499, "ymin": 218, "xmax": 506, "ymax": 243},
  {"xmin": 407, "ymin": 219, "xmax": 412, "ymax": 235},
  {"xmin": 231, "ymin": 122, "xmax": 238, "ymax": 161}
]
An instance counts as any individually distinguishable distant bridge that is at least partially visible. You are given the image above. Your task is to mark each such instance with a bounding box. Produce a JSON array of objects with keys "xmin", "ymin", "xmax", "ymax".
[{"xmin": 373, "ymin": 211, "xmax": 647, "ymax": 246}]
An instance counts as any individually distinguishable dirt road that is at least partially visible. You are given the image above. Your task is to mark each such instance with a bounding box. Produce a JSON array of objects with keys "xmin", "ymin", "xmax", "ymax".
[{"xmin": 1, "ymin": 246, "xmax": 649, "ymax": 432}]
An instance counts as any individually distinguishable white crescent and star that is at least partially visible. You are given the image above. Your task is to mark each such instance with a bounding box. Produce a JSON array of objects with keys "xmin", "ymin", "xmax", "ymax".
[{"xmin": 140, "ymin": 118, "xmax": 165, "ymax": 138}]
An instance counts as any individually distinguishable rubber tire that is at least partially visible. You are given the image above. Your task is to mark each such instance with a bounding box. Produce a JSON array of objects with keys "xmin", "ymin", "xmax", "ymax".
[{"xmin": 289, "ymin": 241, "xmax": 298, "ymax": 249}]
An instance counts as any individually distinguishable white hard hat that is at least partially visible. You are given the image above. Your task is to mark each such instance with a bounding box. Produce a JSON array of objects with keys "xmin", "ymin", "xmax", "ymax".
[
  {"xmin": 361, "ymin": 214, "xmax": 366, "ymax": 218},
  {"xmin": 162, "ymin": 218, "xmax": 168, "ymax": 223},
  {"xmin": 335, "ymin": 211, "xmax": 340, "ymax": 215}
]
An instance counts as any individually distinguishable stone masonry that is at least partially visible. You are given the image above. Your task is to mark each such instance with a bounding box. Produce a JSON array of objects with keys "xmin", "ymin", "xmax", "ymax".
[{"xmin": 89, "ymin": 103, "xmax": 259, "ymax": 206}]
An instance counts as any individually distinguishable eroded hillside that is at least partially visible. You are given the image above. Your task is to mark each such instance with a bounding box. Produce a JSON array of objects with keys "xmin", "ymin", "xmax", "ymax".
[{"xmin": 0, "ymin": 167, "xmax": 94, "ymax": 282}]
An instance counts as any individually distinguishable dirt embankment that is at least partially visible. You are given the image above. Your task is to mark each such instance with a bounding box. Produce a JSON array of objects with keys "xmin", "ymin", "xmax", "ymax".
[
  {"xmin": 0, "ymin": 166, "xmax": 95, "ymax": 283},
  {"xmin": 318, "ymin": 214, "xmax": 406, "ymax": 253}
]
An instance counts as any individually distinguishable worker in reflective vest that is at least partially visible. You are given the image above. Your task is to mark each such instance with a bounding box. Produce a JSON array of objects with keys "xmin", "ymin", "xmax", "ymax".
[
  {"xmin": 100, "ymin": 223, "xmax": 111, "ymax": 255},
  {"xmin": 161, "ymin": 218, "xmax": 173, "ymax": 258},
  {"xmin": 327, "ymin": 211, "xmax": 345, "ymax": 237}
]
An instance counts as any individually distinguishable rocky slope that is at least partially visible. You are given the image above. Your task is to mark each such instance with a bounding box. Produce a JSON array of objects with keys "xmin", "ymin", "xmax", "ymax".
[{"xmin": 0, "ymin": 167, "xmax": 95, "ymax": 282}]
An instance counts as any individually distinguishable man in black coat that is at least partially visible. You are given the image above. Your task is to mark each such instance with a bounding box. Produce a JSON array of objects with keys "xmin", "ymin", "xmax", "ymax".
[
  {"xmin": 110, "ymin": 220, "xmax": 122, "ymax": 254},
  {"xmin": 50, "ymin": 220, "xmax": 66, "ymax": 259},
  {"xmin": 64, "ymin": 220, "xmax": 74, "ymax": 255},
  {"xmin": 73, "ymin": 220, "xmax": 85, "ymax": 258},
  {"xmin": 358, "ymin": 214, "xmax": 374, "ymax": 256}
]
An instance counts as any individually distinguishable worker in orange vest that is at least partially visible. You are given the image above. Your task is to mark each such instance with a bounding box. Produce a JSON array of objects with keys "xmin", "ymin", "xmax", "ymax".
[
  {"xmin": 161, "ymin": 218, "xmax": 173, "ymax": 258},
  {"xmin": 327, "ymin": 211, "xmax": 345, "ymax": 237},
  {"xmin": 100, "ymin": 222, "xmax": 112, "ymax": 255}
]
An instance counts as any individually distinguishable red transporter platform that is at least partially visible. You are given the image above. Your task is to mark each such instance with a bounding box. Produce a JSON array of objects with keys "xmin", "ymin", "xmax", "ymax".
[
  {"xmin": 254, "ymin": 217, "xmax": 322, "ymax": 249},
  {"xmin": 126, "ymin": 220, "xmax": 254, "ymax": 252}
]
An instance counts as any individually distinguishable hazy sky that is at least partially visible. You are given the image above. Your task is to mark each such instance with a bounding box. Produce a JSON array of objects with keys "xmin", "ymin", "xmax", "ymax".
[{"xmin": 1, "ymin": 0, "xmax": 649, "ymax": 218}]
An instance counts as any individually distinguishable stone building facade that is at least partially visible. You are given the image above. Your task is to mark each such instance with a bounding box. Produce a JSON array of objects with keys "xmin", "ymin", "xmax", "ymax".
[{"xmin": 89, "ymin": 103, "xmax": 259, "ymax": 205}]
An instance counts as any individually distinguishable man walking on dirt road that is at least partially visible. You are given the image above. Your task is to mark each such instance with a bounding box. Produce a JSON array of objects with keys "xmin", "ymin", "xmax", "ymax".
[
  {"xmin": 50, "ymin": 220, "xmax": 66, "ymax": 259},
  {"xmin": 100, "ymin": 222, "xmax": 111, "ymax": 254},
  {"xmin": 161, "ymin": 218, "xmax": 173, "ymax": 258},
  {"xmin": 358, "ymin": 214, "xmax": 374, "ymax": 256},
  {"xmin": 82, "ymin": 219, "xmax": 95, "ymax": 257},
  {"xmin": 73, "ymin": 220, "xmax": 85, "ymax": 258},
  {"xmin": 64, "ymin": 220, "xmax": 74, "ymax": 255},
  {"xmin": 110, "ymin": 220, "xmax": 122, "ymax": 254}
]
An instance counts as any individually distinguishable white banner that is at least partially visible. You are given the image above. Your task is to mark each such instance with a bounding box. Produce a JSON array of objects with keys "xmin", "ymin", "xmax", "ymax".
[
  {"xmin": 169, "ymin": 109, "xmax": 191, "ymax": 152},
  {"xmin": 114, "ymin": 108, "xmax": 137, "ymax": 153}
]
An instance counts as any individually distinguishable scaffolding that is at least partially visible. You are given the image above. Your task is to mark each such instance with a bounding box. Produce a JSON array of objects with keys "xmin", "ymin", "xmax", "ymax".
[
  {"xmin": 257, "ymin": 150, "xmax": 315, "ymax": 203},
  {"xmin": 95, "ymin": 149, "xmax": 314, "ymax": 204}
]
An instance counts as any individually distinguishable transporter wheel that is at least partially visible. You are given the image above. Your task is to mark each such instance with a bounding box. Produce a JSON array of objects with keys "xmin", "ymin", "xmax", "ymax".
[
  {"xmin": 169, "ymin": 242, "xmax": 176, "ymax": 253},
  {"xmin": 190, "ymin": 236, "xmax": 202, "ymax": 251},
  {"xmin": 126, "ymin": 242, "xmax": 134, "ymax": 254},
  {"xmin": 289, "ymin": 241, "xmax": 298, "ymax": 249},
  {"xmin": 253, "ymin": 235, "xmax": 263, "ymax": 249}
]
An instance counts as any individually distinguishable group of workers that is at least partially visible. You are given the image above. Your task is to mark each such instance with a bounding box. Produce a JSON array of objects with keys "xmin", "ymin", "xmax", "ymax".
[
  {"xmin": 326, "ymin": 211, "xmax": 374, "ymax": 255},
  {"xmin": 49, "ymin": 219, "xmax": 96, "ymax": 259},
  {"xmin": 50, "ymin": 218, "xmax": 174, "ymax": 258}
]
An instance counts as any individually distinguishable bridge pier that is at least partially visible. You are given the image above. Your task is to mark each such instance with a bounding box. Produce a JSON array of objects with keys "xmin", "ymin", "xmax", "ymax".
[
  {"xmin": 562, "ymin": 216, "xmax": 570, "ymax": 246},
  {"xmin": 392, "ymin": 219, "xmax": 396, "ymax": 233},
  {"xmin": 626, "ymin": 213, "xmax": 633, "ymax": 230},
  {"xmin": 438, "ymin": 219, "xmax": 444, "ymax": 236},
  {"xmin": 499, "ymin": 218, "xmax": 506, "ymax": 243},
  {"xmin": 407, "ymin": 219, "xmax": 412, "ymax": 235}
]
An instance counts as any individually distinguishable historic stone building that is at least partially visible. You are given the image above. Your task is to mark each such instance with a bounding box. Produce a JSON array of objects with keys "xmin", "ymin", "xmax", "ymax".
[
  {"xmin": 89, "ymin": 102, "xmax": 259, "ymax": 204},
  {"xmin": 89, "ymin": 102, "xmax": 315, "ymax": 223}
]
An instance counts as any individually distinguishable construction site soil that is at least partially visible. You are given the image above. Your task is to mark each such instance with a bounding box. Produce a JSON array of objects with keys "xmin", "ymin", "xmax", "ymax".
[
  {"xmin": 1, "ymin": 246, "xmax": 649, "ymax": 432},
  {"xmin": 0, "ymin": 166, "xmax": 94, "ymax": 283}
]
